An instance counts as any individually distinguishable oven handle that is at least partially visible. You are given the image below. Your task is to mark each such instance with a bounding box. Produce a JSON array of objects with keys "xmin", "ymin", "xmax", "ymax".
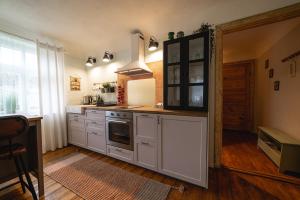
[{"xmin": 108, "ymin": 120, "xmax": 130, "ymax": 124}]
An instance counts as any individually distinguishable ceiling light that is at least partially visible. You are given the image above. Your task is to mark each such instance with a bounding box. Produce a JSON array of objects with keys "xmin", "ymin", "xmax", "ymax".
[
  {"xmin": 148, "ymin": 36, "xmax": 159, "ymax": 51},
  {"xmin": 85, "ymin": 57, "xmax": 96, "ymax": 67},
  {"xmin": 103, "ymin": 51, "xmax": 114, "ymax": 63}
]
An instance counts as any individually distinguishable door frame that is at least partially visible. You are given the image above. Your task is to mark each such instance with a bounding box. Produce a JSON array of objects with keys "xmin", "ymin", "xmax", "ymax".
[
  {"xmin": 214, "ymin": 3, "xmax": 300, "ymax": 167},
  {"xmin": 223, "ymin": 60, "xmax": 255, "ymax": 132}
]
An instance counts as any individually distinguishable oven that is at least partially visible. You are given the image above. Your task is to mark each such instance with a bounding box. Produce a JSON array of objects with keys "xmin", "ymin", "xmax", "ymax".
[{"xmin": 105, "ymin": 111, "xmax": 134, "ymax": 151}]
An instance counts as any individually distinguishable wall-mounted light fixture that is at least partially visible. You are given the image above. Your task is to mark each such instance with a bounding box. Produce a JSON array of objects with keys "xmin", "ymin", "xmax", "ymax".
[
  {"xmin": 148, "ymin": 36, "xmax": 159, "ymax": 51},
  {"xmin": 102, "ymin": 51, "xmax": 114, "ymax": 63},
  {"xmin": 85, "ymin": 57, "xmax": 96, "ymax": 67}
]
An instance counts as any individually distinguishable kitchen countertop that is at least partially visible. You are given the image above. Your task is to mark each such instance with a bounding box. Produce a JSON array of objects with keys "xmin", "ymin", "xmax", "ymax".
[{"xmin": 78, "ymin": 105, "xmax": 208, "ymax": 117}]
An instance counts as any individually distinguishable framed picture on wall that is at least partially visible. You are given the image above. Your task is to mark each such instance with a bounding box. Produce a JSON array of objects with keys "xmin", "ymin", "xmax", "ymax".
[
  {"xmin": 269, "ymin": 68, "xmax": 274, "ymax": 78},
  {"xmin": 265, "ymin": 59, "xmax": 269, "ymax": 69},
  {"xmin": 70, "ymin": 76, "xmax": 81, "ymax": 91},
  {"xmin": 274, "ymin": 80, "xmax": 280, "ymax": 91}
]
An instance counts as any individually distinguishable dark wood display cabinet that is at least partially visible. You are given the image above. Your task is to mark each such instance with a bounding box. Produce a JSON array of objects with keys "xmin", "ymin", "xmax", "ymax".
[{"xmin": 163, "ymin": 31, "xmax": 209, "ymax": 111}]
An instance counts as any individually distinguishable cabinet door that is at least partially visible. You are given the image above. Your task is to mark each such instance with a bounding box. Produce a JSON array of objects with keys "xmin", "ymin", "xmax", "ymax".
[
  {"xmin": 69, "ymin": 127, "xmax": 86, "ymax": 147},
  {"xmin": 185, "ymin": 32, "xmax": 209, "ymax": 110},
  {"xmin": 158, "ymin": 115, "xmax": 208, "ymax": 188},
  {"xmin": 133, "ymin": 113, "xmax": 158, "ymax": 170},
  {"xmin": 86, "ymin": 128, "xmax": 106, "ymax": 154},
  {"xmin": 164, "ymin": 40, "xmax": 183, "ymax": 109},
  {"xmin": 68, "ymin": 114, "xmax": 86, "ymax": 147}
]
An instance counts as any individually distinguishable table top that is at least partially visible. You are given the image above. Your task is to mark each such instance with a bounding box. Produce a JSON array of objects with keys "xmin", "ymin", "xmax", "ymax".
[{"xmin": 0, "ymin": 114, "xmax": 43, "ymax": 122}]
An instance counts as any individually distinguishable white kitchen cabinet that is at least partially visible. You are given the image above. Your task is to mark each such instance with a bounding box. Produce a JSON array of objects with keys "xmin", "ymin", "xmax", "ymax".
[
  {"xmin": 85, "ymin": 110, "xmax": 106, "ymax": 121},
  {"xmin": 158, "ymin": 114, "xmax": 208, "ymax": 188},
  {"xmin": 133, "ymin": 113, "xmax": 158, "ymax": 170},
  {"xmin": 85, "ymin": 110, "xmax": 106, "ymax": 154},
  {"xmin": 107, "ymin": 145, "xmax": 134, "ymax": 163},
  {"xmin": 68, "ymin": 114, "xmax": 86, "ymax": 147},
  {"xmin": 86, "ymin": 127, "xmax": 106, "ymax": 154}
]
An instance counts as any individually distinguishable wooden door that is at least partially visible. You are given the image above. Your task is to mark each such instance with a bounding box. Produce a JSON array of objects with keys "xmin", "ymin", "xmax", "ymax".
[{"xmin": 223, "ymin": 60, "xmax": 254, "ymax": 132}]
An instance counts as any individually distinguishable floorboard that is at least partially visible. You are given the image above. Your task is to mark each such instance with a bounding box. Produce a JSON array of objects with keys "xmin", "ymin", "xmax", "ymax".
[
  {"xmin": 222, "ymin": 130, "xmax": 300, "ymax": 184},
  {"xmin": 0, "ymin": 145, "xmax": 299, "ymax": 199}
]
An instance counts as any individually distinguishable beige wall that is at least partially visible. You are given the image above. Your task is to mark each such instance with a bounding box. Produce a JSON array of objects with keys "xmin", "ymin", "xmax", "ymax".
[
  {"xmin": 255, "ymin": 25, "xmax": 300, "ymax": 140},
  {"xmin": 64, "ymin": 54, "xmax": 88, "ymax": 105}
]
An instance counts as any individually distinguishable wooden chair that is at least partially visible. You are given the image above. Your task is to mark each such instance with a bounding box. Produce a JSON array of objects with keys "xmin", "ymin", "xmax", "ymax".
[{"xmin": 0, "ymin": 115, "xmax": 38, "ymax": 200}]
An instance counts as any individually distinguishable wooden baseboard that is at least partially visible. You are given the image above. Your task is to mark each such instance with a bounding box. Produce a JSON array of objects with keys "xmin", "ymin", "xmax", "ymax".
[{"xmin": 222, "ymin": 165, "xmax": 300, "ymax": 185}]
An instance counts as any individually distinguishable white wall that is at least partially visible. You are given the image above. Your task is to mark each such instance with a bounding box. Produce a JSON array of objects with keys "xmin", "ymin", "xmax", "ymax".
[
  {"xmin": 255, "ymin": 25, "xmax": 300, "ymax": 140},
  {"xmin": 64, "ymin": 54, "xmax": 88, "ymax": 105}
]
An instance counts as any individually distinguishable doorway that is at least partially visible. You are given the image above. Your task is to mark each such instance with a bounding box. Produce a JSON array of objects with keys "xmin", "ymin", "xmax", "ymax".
[
  {"xmin": 223, "ymin": 60, "xmax": 254, "ymax": 132},
  {"xmin": 214, "ymin": 3, "xmax": 300, "ymax": 184}
]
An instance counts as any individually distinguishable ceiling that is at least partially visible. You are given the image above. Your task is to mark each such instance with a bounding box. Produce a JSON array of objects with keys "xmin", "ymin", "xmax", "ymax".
[
  {"xmin": 223, "ymin": 17, "xmax": 300, "ymax": 62},
  {"xmin": 0, "ymin": 0, "xmax": 298, "ymax": 59}
]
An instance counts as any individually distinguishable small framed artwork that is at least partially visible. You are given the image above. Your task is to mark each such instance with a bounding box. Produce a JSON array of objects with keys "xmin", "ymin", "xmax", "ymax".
[
  {"xmin": 265, "ymin": 59, "xmax": 269, "ymax": 69},
  {"xmin": 274, "ymin": 80, "xmax": 280, "ymax": 91},
  {"xmin": 269, "ymin": 68, "xmax": 274, "ymax": 78},
  {"xmin": 70, "ymin": 76, "xmax": 81, "ymax": 91}
]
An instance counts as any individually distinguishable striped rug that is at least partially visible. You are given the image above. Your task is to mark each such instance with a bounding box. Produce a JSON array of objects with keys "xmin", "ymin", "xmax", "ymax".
[{"xmin": 44, "ymin": 153, "xmax": 171, "ymax": 200}]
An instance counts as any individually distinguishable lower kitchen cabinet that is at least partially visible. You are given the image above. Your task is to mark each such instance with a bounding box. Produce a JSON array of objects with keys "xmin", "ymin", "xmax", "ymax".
[
  {"xmin": 158, "ymin": 114, "xmax": 208, "ymax": 188},
  {"xmin": 107, "ymin": 145, "xmax": 134, "ymax": 163},
  {"xmin": 86, "ymin": 127, "xmax": 106, "ymax": 154},
  {"xmin": 133, "ymin": 113, "xmax": 158, "ymax": 171},
  {"xmin": 68, "ymin": 114, "xmax": 86, "ymax": 147}
]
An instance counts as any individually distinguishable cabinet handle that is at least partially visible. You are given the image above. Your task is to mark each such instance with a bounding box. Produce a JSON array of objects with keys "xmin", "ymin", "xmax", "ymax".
[
  {"xmin": 141, "ymin": 114, "xmax": 149, "ymax": 117},
  {"xmin": 141, "ymin": 141, "xmax": 149, "ymax": 145},
  {"xmin": 115, "ymin": 148, "xmax": 123, "ymax": 152},
  {"xmin": 92, "ymin": 122, "xmax": 97, "ymax": 124},
  {"xmin": 91, "ymin": 110, "xmax": 97, "ymax": 113},
  {"xmin": 157, "ymin": 116, "xmax": 160, "ymax": 124},
  {"xmin": 89, "ymin": 132, "xmax": 99, "ymax": 135}
]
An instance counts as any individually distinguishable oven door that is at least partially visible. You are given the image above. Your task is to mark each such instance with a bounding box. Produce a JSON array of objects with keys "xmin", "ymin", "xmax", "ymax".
[{"xmin": 106, "ymin": 118, "xmax": 133, "ymax": 150}]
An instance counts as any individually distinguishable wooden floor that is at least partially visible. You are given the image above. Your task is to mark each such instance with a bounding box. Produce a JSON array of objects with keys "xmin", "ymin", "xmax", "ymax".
[
  {"xmin": 222, "ymin": 130, "xmax": 300, "ymax": 184},
  {"xmin": 1, "ymin": 145, "xmax": 300, "ymax": 200}
]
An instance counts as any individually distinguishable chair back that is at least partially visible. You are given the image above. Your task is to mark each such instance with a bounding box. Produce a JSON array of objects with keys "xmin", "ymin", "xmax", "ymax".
[{"xmin": 0, "ymin": 115, "xmax": 29, "ymax": 140}]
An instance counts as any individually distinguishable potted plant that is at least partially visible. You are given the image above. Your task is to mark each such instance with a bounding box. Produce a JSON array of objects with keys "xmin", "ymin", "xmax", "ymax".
[
  {"xmin": 5, "ymin": 93, "xmax": 17, "ymax": 114},
  {"xmin": 102, "ymin": 83, "xmax": 110, "ymax": 93},
  {"xmin": 96, "ymin": 95, "xmax": 104, "ymax": 106}
]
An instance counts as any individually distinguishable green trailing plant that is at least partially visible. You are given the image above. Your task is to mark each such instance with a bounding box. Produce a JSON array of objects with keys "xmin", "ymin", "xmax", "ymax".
[
  {"xmin": 193, "ymin": 23, "xmax": 215, "ymax": 62},
  {"xmin": 102, "ymin": 83, "xmax": 111, "ymax": 89},
  {"xmin": 96, "ymin": 95, "xmax": 104, "ymax": 106}
]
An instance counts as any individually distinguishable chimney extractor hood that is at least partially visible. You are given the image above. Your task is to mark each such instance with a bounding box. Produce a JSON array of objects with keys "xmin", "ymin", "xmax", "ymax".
[{"xmin": 115, "ymin": 33, "xmax": 152, "ymax": 76}]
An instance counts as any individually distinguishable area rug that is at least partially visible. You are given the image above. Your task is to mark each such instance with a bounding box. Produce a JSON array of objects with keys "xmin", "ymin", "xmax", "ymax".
[{"xmin": 44, "ymin": 153, "xmax": 171, "ymax": 200}]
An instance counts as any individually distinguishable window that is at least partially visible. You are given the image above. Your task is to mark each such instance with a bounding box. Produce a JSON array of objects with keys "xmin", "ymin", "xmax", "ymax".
[{"xmin": 0, "ymin": 32, "xmax": 40, "ymax": 115}]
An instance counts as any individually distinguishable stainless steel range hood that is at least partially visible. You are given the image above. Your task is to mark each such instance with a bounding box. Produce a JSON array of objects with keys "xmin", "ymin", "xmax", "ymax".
[{"xmin": 115, "ymin": 33, "xmax": 152, "ymax": 76}]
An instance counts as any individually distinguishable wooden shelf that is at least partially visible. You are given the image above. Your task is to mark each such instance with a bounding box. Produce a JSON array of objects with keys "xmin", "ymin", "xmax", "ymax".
[{"xmin": 257, "ymin": 127, "xmax": 300, "ymax": 174}]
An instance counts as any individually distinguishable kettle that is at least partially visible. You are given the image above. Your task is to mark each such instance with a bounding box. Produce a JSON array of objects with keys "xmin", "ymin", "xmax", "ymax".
[{"xmin": 83, "ymin": 95, "xmax": 92, "ymax": 105}]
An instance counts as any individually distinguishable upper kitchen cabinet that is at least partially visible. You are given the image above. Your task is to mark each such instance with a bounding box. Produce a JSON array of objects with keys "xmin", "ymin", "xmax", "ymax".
[{"xmin": 163, "ymin": 31, "xmax": 209, "ymax": 111}]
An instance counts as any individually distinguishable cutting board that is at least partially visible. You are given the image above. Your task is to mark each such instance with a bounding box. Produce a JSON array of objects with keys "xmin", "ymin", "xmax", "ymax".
[{"xmin": 127, "ymin": 78, "xmax": 155, "ymax": 106}]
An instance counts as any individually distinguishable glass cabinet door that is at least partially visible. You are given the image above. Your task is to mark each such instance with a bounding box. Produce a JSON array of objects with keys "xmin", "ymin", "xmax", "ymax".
[
  {"xmin": 167, "ymin": 43, "xmax": 180, "ymax": 64},
  {"xmin": 165, "ymin": 41, "xmax": 182, "ymax": 108},
  {"xmin": 188, "ymin": 36, "xmax": 205, "ymax": 108},
  {"xmin": 189, "ymin": 37, "xmax": 204, "ymax": 61}
]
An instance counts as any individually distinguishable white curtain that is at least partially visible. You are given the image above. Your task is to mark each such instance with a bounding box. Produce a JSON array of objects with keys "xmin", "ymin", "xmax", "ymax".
[
  {"xmin": 0, "ymin": 32, "xmax": 40, "ymax": 115},
  {"xmin": 37, "ymin": 41, "xmax": 67, "ymax": 153},
  {"xmin": 0, "ymin": 31, "xmax": 67, "ymax": 153}
]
